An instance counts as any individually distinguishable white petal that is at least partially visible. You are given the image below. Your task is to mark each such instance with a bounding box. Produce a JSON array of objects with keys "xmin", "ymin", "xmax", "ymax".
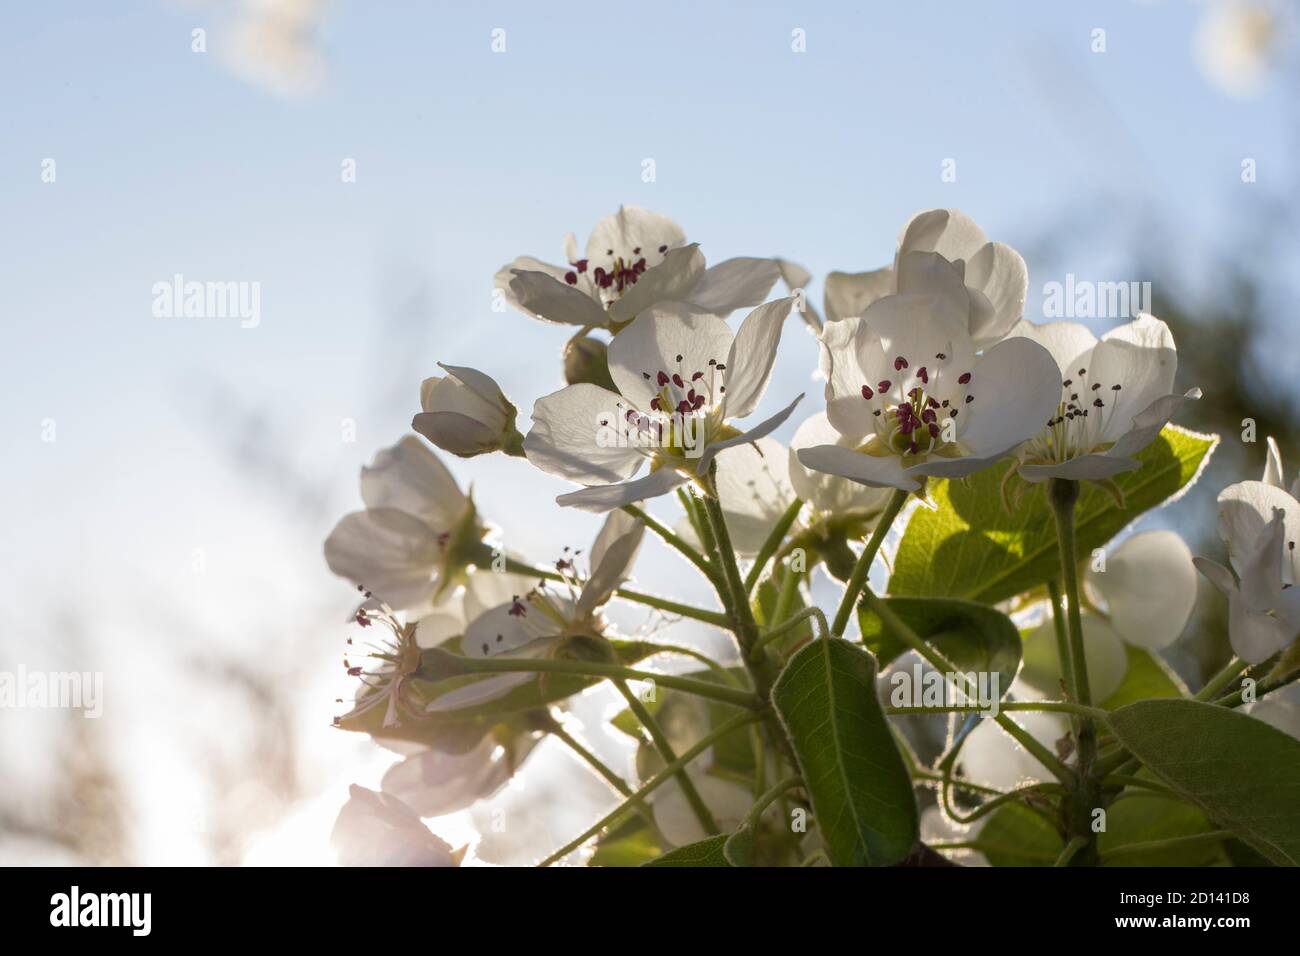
[
  {"xmin": 1192, "ymin": 555, "xmax": 1236, "ymax": 598},
  {"xmin": 414, "ymin": 602, "xmax": 467, "ymax": 648},
  {"xmin": 1247, "ymin": 699, "xmax": 1300, "ymax": 742},
  {"xmin": 896, "ymin": 208, "xmax": 989, "ymax": 264},
  {"xmin": 411, "ymin": 411, "xmax": 499, "ymax": 456},
  {"xmin": 823, "ymin": 267, "xmax": 893, "ymax": 323},
  {"xmin": 1217, "ymin": 480, "xmax": 1300, "ymax": 609},
  {"xmin": 577, "ymin": 510, "xmax": 646, "ymax": 616},
  {"xmin": 818, "ymin": 315, "xmax": 876, "ymax": 441},
  {"xmin": 963, "ymin": 241, "xmax": 1028, "ymax": 347},
  {"xmin": 1090, "ymin": 530, "xmax": 1196, "ymax": 650},
  {"xmin": 688, "ymin": 257, "xmax": 781, "ymax": 315},
  {"xmin": 506, "ymin": 269, "xmax": 608, "ymax": 327},
  {"xmin": 696, "ymin": 393, "xmax": 804, "ymax": 475},
  {"xmin": 951, "ymin": 336, "xmax": 1062, "ymax": 459},
  {"xmin": 1007, "ymin": 319, "xmax": 1097, "ymax": 377},
  {"xmin": 360, "ymin": 436, "xmax": 463, "ymax": 529},
  {"xmin": 708, "ymin": 437, "xmax": 797, "ymax": 556},
  {"xmin": 556, "ymin": 467, "xmax": 691, "ymax": 513},
  {"xmin": 857, "ymin": 292, "xmax": 974, "ymax": 388},
  {"xmin": 961, "ymin": 711, "xmax": 1069, "ymax": 791},
  {"xmin": 331, "ymin": 785, "xmax": 455, "ymax": 867},
  {"xmin": 1019, "ymin": 614, "xmax": 1128, "ymax": 703},
  {"xmin": 797, "ymin": 444, "xmax": 920, "ymax": 492},
  {"xmin": 323, "ymin": 509, "xmax": 440, "ymax": 611},
  {"xmin": 653, "ymin": 774, "xmax": 754, "ymax": 847},
  {"xmin": 722, "ymin": 297, "xmax": 793, "ymax": 420},
  {"xmin": 607, "ymin": 303, "xmax": 734, "ymax": 411},
  {"xmin": 463, "ymin": 562, "xmax": 539, "ymax": 620},
  {"xmin": 1227, "ymin": 595, "xmax": 1295, "ymax": 664},
  {"xmin": 608, "ymin": 245, "xmax": 707, "ymax": 323},
  {"xmin": 381, "ymin": 732, "xmax": 540, "ymax": 817},
  {"xmin": 1017, "ymin": 453, "xmax": 1142, "ymax": 483},
  {"xmin": 584, "ymin": 206, "xmax": 685, "ymax": 270},
  {"xmin": 523, "ymin": 384, "xmax": 644, "ymax": 484},
  {"xmin": 1264, "ymin": 436, "xmax": 1285, "ymax": 487},
  {"xmin": 1089, "ymin": 314, "xmax": 1178, "ymax": 440},
  {"xmin": 788, "ymin": 412, "xmax": 888, "ymax": 514}
]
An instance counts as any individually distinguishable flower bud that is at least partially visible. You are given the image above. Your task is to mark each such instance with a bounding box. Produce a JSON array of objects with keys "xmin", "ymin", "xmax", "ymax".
[
  {"xmin": 412, "ymin": 363, "xmax": 524, "ymax": 457},
  {"xmin": 563, "ymin": 335, "xmax": 617, "ymax": 391}
]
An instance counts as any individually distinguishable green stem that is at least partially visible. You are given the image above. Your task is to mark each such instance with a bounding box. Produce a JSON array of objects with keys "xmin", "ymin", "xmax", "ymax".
[
  {"xmin": 432, "ymin": 654, "xmax": 760, "ymax": 710},
  {"xmin": 615, "ymin": 680, "xmax": 719, "ymax": 836},
  {"xmin": 743, "ymin": 498, "xmax": 804, "ymax": 594},
  {"xmin": 942, "ymin": 782, "xmax": 1063, "ymax": 826},
  {"xmin": 622, "ymin": 504, "xmax": 721, "ymax": 588},
  {"xmin": 1195, "ymin": 656, "xmax": 1248, "ymax": 701},
  {"xmin": 885, "ymin": 700, "xmax": 1109, "ymax": 720},
  {"xmin": 1049, "ymin": 477, "xmax": 1100, "ymax": 866},
  {"xmin": 770, "ymin": 563, "xmax": 801, "ymax": 626},
  {"xmin": 1047, "ymin": 579, "xmax": 1078, "ymax": 719},
  {"xmin": 538, "ymin": 711, "xmax": 760, "ymax": 866},
  {"xmin": 749, "ymin": 607, "xmax": 830, "ymax": 661},
  {"xmin": 743, "ymin": 775, "xmax": 802, "ymax": 829},
  {"xmin": 830, "ymin": 487, "xmax": 908, "ymax": 636},
  {"xmin": 1054, "ymin": 836, "xmax": 1088, "ymax": 867},
  {"xmin": 699, "ymin": 480, "xmax": 763, "ymax": 655},
  {"xmin": 1099, "ymin": 830, "xmax": 1232, "ymax": 864}
]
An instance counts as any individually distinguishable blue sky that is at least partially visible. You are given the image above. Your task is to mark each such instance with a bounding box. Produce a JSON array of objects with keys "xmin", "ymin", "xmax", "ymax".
[{"xmin": 0, "ymin": 0, "xmax": 1293, "ymax": 863}]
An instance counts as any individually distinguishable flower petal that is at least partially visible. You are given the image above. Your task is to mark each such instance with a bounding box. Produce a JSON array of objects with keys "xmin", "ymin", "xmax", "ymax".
[
  {"xmin": 1007, "ymin": 319, "xmax": 1098, "ymax": 378},
  {"xmin": 722, "ymin": 297, "xmax": 794, "ymax": 420},
  {"xmin": 949, "ymin": 336, "xmax": 1062, "ymax": 459},
  {"xmin": 360, "ymin": 436, "xmax": 464, "ymax": 530},
  {"xmin": 797, "ymin": 443, "xmax": 920, "ymax": 492},
  {"xmin": 818, "ymin": 315, "xmax": 876, "ymax": 441},
  {"xmin": 1264, "ymin": 435, "xmax": 1286, "ymax": 487},
  {"xmin": 607, "ymin": 303, "xmax": 734, "ymax": 412},
  {"xmin": 824, "ymin": 267, "xmax": 893, "ymax": 323},
  {"xmin": 323, "ymin": 508, "xmax": 440, "ymax": 611},
  {"xmin": 1017, "ymin": 453, "xmax": 1142, "ymax": 483},
  {"xmin": 708, "ymin": 436, "xmax": 797, "ymax": 556},
  {"xmin": 381, "ymin": 733, "xmax": 540, "ymax": 818},
  {"xmin": 962, "ymin": 241, "xmax": 1028, "ymax": 347},
  {"xmin": 1089, "ymin": 314, "xmax": 1178, "ymax": 441},
  {"xmin": 556, "ymin": 466, "xmax": 692, "ymax": 513},
  {"xmin": 788, "ymin": 412, "xmax": 889, "ymax": 514},
  {"xmin": 696, "ymin": 393, "xmax": 805, "ymax": 475},
  {"xmin": 331, "ymin": 785, "xmax": 455, "ymax": 867},
  {"xmin": 523, "ymin": 384, "xmax": 644, "ymax": 484},
  {"xmin": 576, "ymin": 510, "xmax": 646, "ymax": 616},
  {"xmin": 896, "ymin": 208, "xmax": 989, "ymax": 264},
  {"xmin": 506, "ymin": 269, "xmax": 609, "ymax": 327},
  {"xmin": 1089, "ymin": 530, "xmax": 1196, "ymax": 650},
  {"xmin": 688, "ymin": 257, "xmax": 781, "ymax": 315},
  {"xmin": 584, "ymin": 206, "xmax": 685, "ymax": 270},
  {"xmin": 608, "ymin": 245, "xmax": 706, "ymax": 323}
]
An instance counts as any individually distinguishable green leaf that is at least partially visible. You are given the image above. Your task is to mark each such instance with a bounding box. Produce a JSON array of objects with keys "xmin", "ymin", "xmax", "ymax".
[
  {"xmin": 889, "ymin": 426, "xmax": 1217, "ymax": 605},
  {"xmin": 857, "ymin": 596, "xmax": 1022, "ymax": 700},
  {"xmin": 772, "ymin": 639, "xmax": 918, "ymax": 866},
  {"xmin": 1108, "ymin": 699, "xmax": 1300, "ymax": 866},
  {"xmin": 589, "ymin": 818, "xmax": 663, "ymax": 867},
  {"xmin": 1100, "ymin": 795, "xmax": 1226, "ymax": 867},
  {"xmin": 1101, "ymin": 645, "xmax": 1187, "ymax": 710},
  {"xmin": 642, "ymin": 835, "xmax": 730, "ymax": 867},
  {"xmin": 978, "ymin": 803, "xmax": 1062, "ymax": 866}
]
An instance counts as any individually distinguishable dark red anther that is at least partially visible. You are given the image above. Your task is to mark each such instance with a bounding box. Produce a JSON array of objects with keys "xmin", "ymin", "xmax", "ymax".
[
  {"xmin": 861, "ymin": 384, "xmax": 874, "ymax": 400},
  {"xmin": 564, "ymin": 271, "xmax": 578, "ymax": 285},
  {"xmin": 958, "ymin": 372, "xmax": 972, "ymax": 385},
  {"xmin": 894, "ymin": 356, "xmax": 908, "ymax": 371},
  {"xmin": 657, "ymin": 371, "xmax": 670, "ymax": 386}
]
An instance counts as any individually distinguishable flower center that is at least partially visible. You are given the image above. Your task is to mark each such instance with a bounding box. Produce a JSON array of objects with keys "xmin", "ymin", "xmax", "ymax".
[
  {"xmin": 1025, "ymin": 364, "xmax": 1124, "ymax": 463},
  {"xmin": 860, "ymin": 352, "xmax": 972, "ymax": 458},
  {"xmin": 565, "ymin": 243, "xmax": 672, "ymax": 307}
]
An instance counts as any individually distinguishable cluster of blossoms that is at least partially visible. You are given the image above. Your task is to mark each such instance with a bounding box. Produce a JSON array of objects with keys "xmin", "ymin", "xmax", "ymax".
[{"xmin": 324, "ymin": 205, "xmax": 1300, "ymax": 868}]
